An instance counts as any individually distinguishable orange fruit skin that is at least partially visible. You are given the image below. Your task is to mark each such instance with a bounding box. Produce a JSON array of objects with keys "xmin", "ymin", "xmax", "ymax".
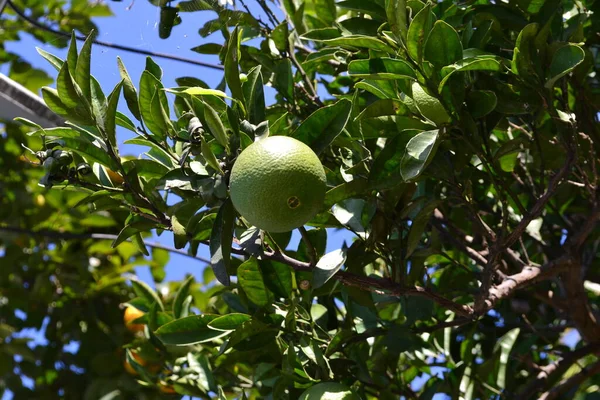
[
  {"xmin": 158, "ymin": 383, "xmax": 177, "ymax": 394},
  {"xmin": 124, "ymin": 359, "xmax": 138, "ymax": 376},
  {"xmin": 124, "ymin": 306, "xmax": 146, "ymax": 333},
  {"xmin": 124, "ymin": 351, "xmax": 161, "ymax": 375}
]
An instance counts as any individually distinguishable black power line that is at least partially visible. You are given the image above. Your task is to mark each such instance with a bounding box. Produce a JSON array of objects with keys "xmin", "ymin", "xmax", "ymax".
[{"xmin": 4, "ymin": 0, "xmax": 224, "ymax": 71}]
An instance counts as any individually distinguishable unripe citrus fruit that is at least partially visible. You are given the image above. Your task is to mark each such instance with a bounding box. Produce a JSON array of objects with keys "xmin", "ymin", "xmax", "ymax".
[
  {"xmin": 229, "ymin": 136, "xmax": 327, "ymax": 232},
  {"xmin": 124, "ymin": 306, "xmax": 145, "ymax": 333},
  {"xmin": 411, "ymin": 82, "xmax": 451, "ymax": 126}
]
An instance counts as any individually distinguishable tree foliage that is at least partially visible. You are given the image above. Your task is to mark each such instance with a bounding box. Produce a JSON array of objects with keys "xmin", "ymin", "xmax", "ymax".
[{"xmin": 2, "ymin": 0, "xmax": 600, "ymax": 399}]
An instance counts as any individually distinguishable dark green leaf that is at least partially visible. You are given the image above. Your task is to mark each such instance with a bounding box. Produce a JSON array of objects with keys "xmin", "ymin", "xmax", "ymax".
[
  {"xmin": 406, "ymin": 4, "xmax": 435, "ymax": 63},
  {"xmin": 348, "ymin": 58, "xmax": 416, "ymax": 80},
  {"xmin": 292, "ymin": 99, "xmax": 352, "ymax": 154},
  {"xmin": 242, "ymin": 65, "xmax": 266, "ymax": 125},
  {"xmin": 424, "ymin": 21, "xmax": 462, "ymax": 68},
  {"xmin": 406, "ymin": 200, "xmax": 440, "ymax": 257},
  {"xmin": 225, "ymin": 27, "xmax": 245, "ymax": 106},
  {"xmin": 207, "ymin": 313, "xmax": 251, "ymax": 331},
  {"xmin": 139, "ymin": 70, "xmax": 170, "ymax": 139},
  {"xmin": 130, "ymin": 278, "xmax": 165, "ymax": 311},
  {"xmin": 466, "ymin": 90, "xmax": 497, "ymax": 118},
  {"xmin": 209, "ymin": 199, "xmax": 235, "ymax": 286},
  {"xmin": 173, "ymin": 275, "xmax": 194, "ymax": 319},
  {"xmin": 154, "ymin": 315, "xmax": 228, "ymax": 345},
  {"xmin": 386, "ymin": 0, "xmax": 407, "ymax": 40},
  {"xmin": 105, "ymin": 80, "xmax": 123, "ymax": 149},
  {"xmin": 237, "ymin": 258, "xmax": 273, "ymax": 307},
  {"xmin": 117, "ymin": 57, "xmax": 141, "ymax": 121},
  {"xmin": 309, "ymin": 35, "xmax": 395, "ymax": 53},
  {"xmin": 545, "ymin": 44, "xmax": 585, "ymax": 88},
  {"xmin": 203, "ymin": 102, "xmax": 229, "ymax": 149},
  {"xmin": 75, "ymin": 33, "xmax": 94, "ymax": 102}
]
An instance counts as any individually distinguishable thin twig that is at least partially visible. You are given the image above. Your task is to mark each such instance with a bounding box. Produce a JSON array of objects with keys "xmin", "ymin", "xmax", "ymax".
[{"xmin": 298, "ymin": 226, "xmax": 317, "ymax": 266}]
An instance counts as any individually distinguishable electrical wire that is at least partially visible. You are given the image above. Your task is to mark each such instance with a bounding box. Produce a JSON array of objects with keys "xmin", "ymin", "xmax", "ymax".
[
  {"xmin": 0, "ymin": 0, "xmax": 8, "ymax": 18},
  {"xmin": 5, "ymin": 0, "xmax": 224, "ymax": 71}
]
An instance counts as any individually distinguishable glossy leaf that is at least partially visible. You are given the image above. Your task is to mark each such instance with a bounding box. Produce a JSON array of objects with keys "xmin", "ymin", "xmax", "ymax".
[
  {"xmin": 237, "ymin": 258, "xmax": 273, "ymax": 307},
  {"xmin": 348, "ymin": 58, "xmax": 416, "ymax": 80},
  {"xmin": 545, "ymin": 44, "xmax": 585, "ymax": 88},
  {"xmin": 424, "ymin": 21, "xmax": 462, "ymax": 68},
  {"xmin": 313, "ymin": 249, "xmax": 346, "ymax": 289},
  {"xmin": 292, "ymin": 99, "xmax": 352, "ymax": 154},
  {"xmin": 400, "ymin": 129, "xmax": 439, "ymax": 181},
  {"xmin": 209, "ymin": 199, "xmax": 235, "ymax": 286},
  {"xmin": 154, "ymin": 315, "xmax": 228, "ymax": 345},
  {"xmin": 406, "ymin": 4, "xmax": 435, "ymax": 63}
]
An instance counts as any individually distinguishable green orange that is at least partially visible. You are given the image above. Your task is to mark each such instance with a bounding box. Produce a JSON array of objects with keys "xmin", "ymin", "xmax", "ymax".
[{"xmin": 229, "ymin": 136, "xmax": 327, "ymax": 232}]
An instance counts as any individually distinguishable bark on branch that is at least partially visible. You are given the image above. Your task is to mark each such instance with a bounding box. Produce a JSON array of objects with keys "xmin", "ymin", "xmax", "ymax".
[{"xmin": 515, "ymin": 342, "xmax": 600, "ymax": 400}]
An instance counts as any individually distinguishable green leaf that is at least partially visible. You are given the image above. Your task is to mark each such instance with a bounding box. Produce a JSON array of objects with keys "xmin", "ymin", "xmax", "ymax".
[
  {"xmin": 105, "ymin": 80, "xmax": 123, "ymax": 149},
  {"xmin": 168, "ymin": 87, "xmax": 229, "ymax": 99},
  {"xmin": 545, "ymin": 44, "xmax": 585, "ymax": 88},
  {"xmin": 225, "ymin": 26, "xmax": 245, "ymax": 106},
  {"xmin": 406, "ymin": 200, "xmax": 440, "ymax": 257},
  {"xmin": 348, "ymin": 58, "xmax": 416, "ymax": 80},
  {"xmin": 237, "ymin": 258, "xmax": 273, "ymax": 307},
  {"xmin": 466, "ymin": 90, "xmax": 497, "ymax": 118},
  {"xmin": 259, "ymin": 260, "xmax": 293, "ymax": 299},
  {"xmin": 36, "ymin": 48, "xmax": 64, "ymax": 71},
  {"xmin": 273, "ymin": 59, "xmax": 294, "ymax": 102},
  {"xmin": 495, "ymin": 328, "xmax": 520, "ymax": 389},
  {"xmin": 400, "ymin": 129, "xmax": 439, "ymax": 181},
  {"xmin": 511, "ymin": 23, "xmax": 540, "ymax": 81},
  {"xmin": 117, "ymin": 57, "xmax": 141, "ymax": 121},
  {"xmin": 308, "ymin": 35, "xmax": 395, "ymax": 53},
  {"xmin": 66, "ymin": 32, "xmax": 78, "ymax": 78},
  {"xmin": 203, "ymin": 102, "xmax": 229, "ymax": 149},
  {"xmin": 116, "ymin": 111, "xmax": 138, "ymax": 132},
  {"xmin": 124, "ymin": 138, "xmax": 177, "ymax": 168},
  {"xmin": 438, "ymin": 57, "xmax": 503, "ymax": 92},
  {"xmin": 75, "ymin": 33, "xmax": 94, "ymax": 102},
  {"xmin": 299, "ymin": 382, "xmax": 360, "ymax": 400},
  {"xmin": 209, "ymin": 199, "xmax": 235, "ymax": 286},
  {"xmin": 242, "ymin": 65, "xmax": 266, "ymax": 125},
  {"xmin": 324, "ymin": 179, "xmax": 369, "ymax": 208},
  {"xmin": 130, "ymin": 278, "xmax": 165, "ymax": 311},
  {"xmin": 145, "ymin": 57, "xmax": 163, "ymax": 80},
  {"xmin": 386, "ymin": 0, "xmax": 407, "ymax": 40},
  {"xmin": 207, "ymin": 313, "xmax": 251, "ymax": 331},
  {"xmin": 424, "ymin": 21, "xmax": 462, "ymax": 68},
  {"xmin": 201, "ymin": 138, "xmax": 224, "ymax": 173},
  {"xmin": 313, "ymin": 249, "xmax": 346, "ymax": 289},
  {"xmin": 173, "ymin": 275, "xmax": 194, "ymax": 319},
  {"xmin": 355, "ymin": 99, "xmax": 409, "ymax": 120},
  {"xmin": 139, "ymin": 70, "xmax": 170, "ymax": 139},
  {"xmin": 56, "ymin": 61, "xmax": 85, "ymax": 109},
  {"xmin": 337, "ymin": 0, "xmax": 386, "ymax": 19},
  {"xmin": 406, "ymin": 4, "xmax": 435, "ymax": 63},
  {"xmin": 154, "ymin": 315, "xmax": 228, "ymax": 346},
  {"xmin": 292, "ymin": 99, "xmax": 352, "ymax": 154}
]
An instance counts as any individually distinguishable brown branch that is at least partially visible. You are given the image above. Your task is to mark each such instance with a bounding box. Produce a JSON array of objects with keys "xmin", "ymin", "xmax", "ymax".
[
  {"xmin": 538, "ymin": 360, "xmax": 600, "ymax": 400},
  {"xmin": 263, "ymin": 249, "xmax": 474, "ymax": 317},
  {"xmin": 432, "ymin": 210, "xmax": 488, "ymax": 267},
  {"xmin": 560, "ymin": 207, "xmax": 600, "ymax": 343},
  {"xmin": 503, "ymin": 152, "xmax": 574, "ymax": 249},
  {"xmin": 515, "ymin": 342, "xmax": 600, "ymax": 400},
  {"xmin": 485, "ymin": 255, "xmax": 573, "ymax": 311}
]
